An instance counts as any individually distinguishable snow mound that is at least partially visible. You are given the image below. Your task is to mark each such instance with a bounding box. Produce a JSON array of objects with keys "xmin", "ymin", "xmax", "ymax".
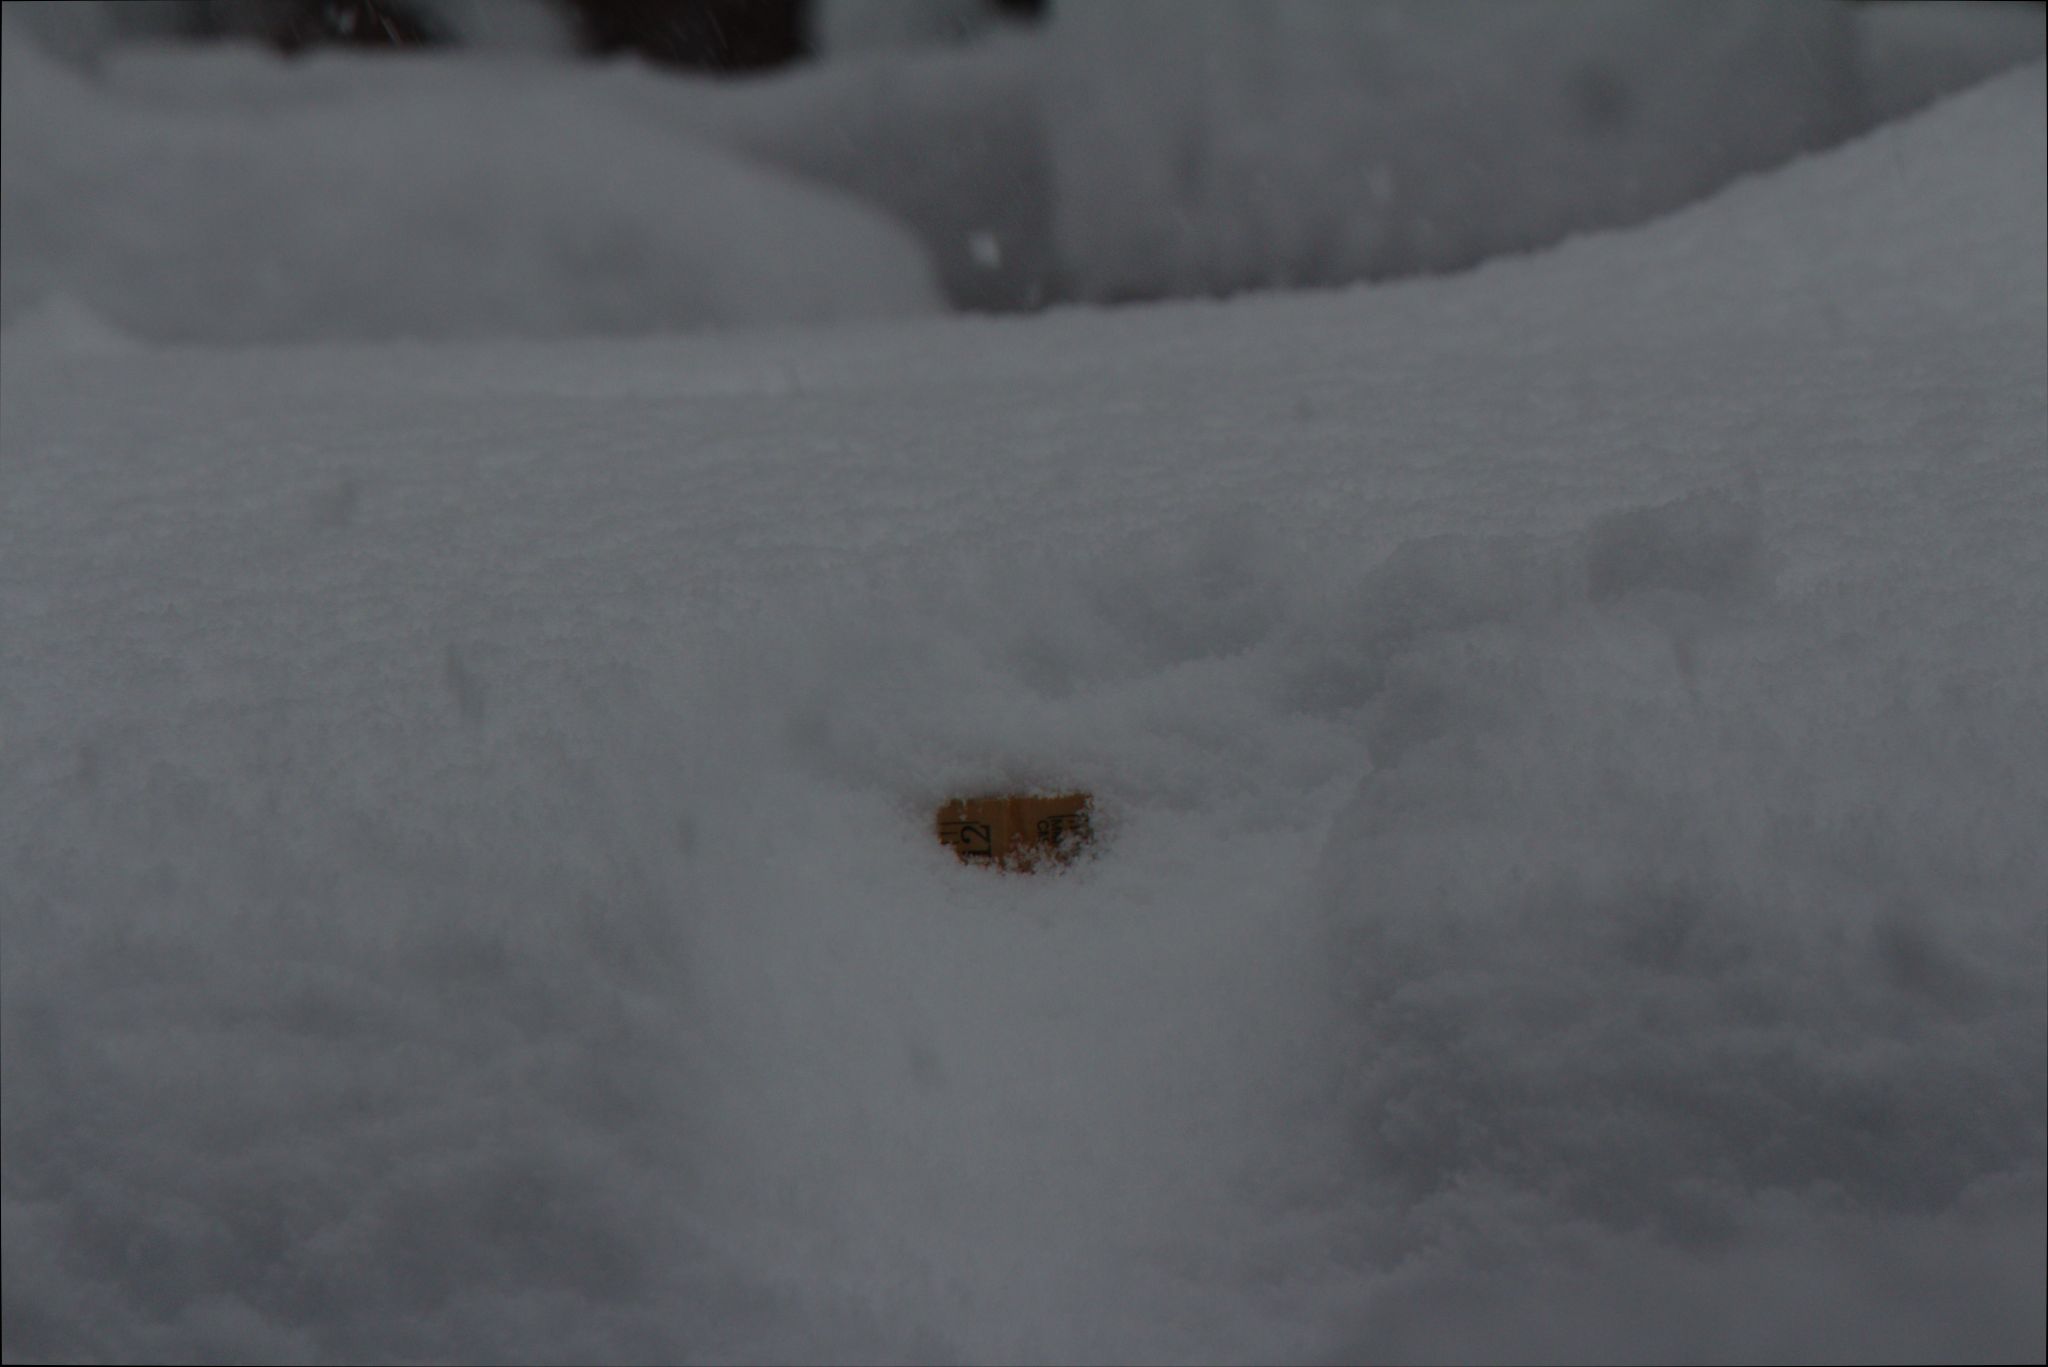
[
  {"xmin": 12, "ymin": 2, "xmax": 2043, "ymax": 340},
  {"xmin": 2, "ymin": 42, "xmax": 2043, "ymax": 1367},
  {"xmin": 0, "ymin": 21, "xmax": 943, "ymax": 343}
]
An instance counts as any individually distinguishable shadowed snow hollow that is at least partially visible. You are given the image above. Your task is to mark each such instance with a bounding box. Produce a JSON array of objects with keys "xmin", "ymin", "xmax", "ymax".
[{"xmin": 1047, "ymin": 1, "xmax": 1865, "ymax": 301}]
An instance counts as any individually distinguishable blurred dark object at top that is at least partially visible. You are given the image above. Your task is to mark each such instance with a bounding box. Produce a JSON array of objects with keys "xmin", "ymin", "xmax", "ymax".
[
  {"xmin": 211, "ymin": 0, "xmax": 1047, "ymax": 70},
  {"xmin": 567, "ymin": 0, "xmax": 805, "ymax": 70}
]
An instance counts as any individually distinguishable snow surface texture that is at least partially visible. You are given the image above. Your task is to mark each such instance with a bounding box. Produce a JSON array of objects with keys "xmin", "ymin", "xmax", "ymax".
[
  {"xmin": 4, "ymin": 19, "xmax": 2047, "ymax": 1367},
  {"xmin": 6, "ymin": 2, "xmax": 2044, "ymax": 333}
]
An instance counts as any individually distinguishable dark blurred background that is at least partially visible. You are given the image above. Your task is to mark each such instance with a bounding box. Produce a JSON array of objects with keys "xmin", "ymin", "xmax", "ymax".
[
  {"xmin": 153, "ymin": 0, "xmax": 1050, "ymax": 69},
  {"xmin": 83, "ymin": 0, "xmax": 2046, "ymax": 74}
]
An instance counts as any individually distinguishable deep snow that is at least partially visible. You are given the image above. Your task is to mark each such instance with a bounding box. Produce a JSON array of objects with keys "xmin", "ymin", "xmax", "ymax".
[
  {"xmin": 1046, "ymin": 1, "xmax": 1865, "ymax": 301},
  {"xmin": 9, "ymin": 2, "xmax": 2043, "ymax": 333},
  {"xmin": 3, "ymin": 8, "xmax": 2046, "ymax": 1366}
]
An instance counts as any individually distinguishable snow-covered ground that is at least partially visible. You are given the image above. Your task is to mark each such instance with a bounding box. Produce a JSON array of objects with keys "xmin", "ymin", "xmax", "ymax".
[
  {"xmin": 3, "ymin": 5, "xmax": 2045, "ymax": 1363},
  {"xmin": 9, "ymin": 2, "xmax": 2044, "ymax": 330}
]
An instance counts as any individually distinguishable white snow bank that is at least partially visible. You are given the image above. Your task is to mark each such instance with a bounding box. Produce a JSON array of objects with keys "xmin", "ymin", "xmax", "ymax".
[
  {"xmin": 72, "ymin": 22, "xmax": 1059, "ymax": 317},
  {"xmin": 2, "ymin": 52, "xmax": 2044, "ymax": 1367},
  {"xmin": 1047, "ymin": 1, "xmax": 1864, "ymax": 301},
  {"xmin": 0, "ymin": 19, "xmax": 943, "ymax": 342},
  {"xmin": 10, "ymin": 2, "xmax": 2044, "ymax": 340}
]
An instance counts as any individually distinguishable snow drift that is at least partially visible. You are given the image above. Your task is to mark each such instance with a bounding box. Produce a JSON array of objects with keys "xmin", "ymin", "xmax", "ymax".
[
  {"xmin": 2, "ymin": 11, "xmax": 2044, "ymax": 1366},
  {"xmin": 6, "ymin": 1, "xmax": 2043, "ymax": 337},
  {"xmin": 0, "ymin": 17, "xmax": 945, "ymax": 342}
]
